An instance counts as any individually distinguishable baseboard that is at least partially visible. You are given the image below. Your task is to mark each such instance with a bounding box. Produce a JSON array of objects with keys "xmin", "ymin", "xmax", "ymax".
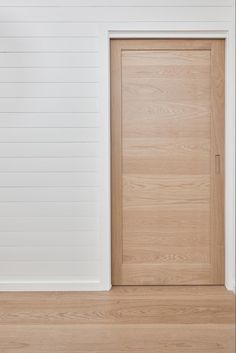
[
  {"xmin": 0, "ymin": 280, "xmax": 110, "ymax": 291},
  {"xmin": 225, "ymin": 279, "xmax": 236, "ymax": 293},
  {"xmin": 0, "ymin": 281, "xmax": 232, "ymax": 292}
]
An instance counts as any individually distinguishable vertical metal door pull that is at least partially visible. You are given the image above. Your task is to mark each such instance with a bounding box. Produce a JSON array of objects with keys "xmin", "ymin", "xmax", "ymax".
[{"xmin": 215, "ymin": 155, "xmax": 221, "ymax": 174}]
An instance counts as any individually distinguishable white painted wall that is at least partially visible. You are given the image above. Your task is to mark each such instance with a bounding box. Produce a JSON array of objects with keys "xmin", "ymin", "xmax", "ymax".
[{"xmin": 0, "ymin": 0, "xmax": 234, "ymax": 290}]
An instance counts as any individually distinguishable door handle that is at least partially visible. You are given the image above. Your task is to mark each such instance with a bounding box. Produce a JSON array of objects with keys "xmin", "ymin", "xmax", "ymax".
[{"xmin": 215, "ymin": 155, "xmax": 221, "ymax": 174}]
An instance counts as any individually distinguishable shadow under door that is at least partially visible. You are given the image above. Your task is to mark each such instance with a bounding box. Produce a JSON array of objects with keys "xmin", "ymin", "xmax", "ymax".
[{"xmin": 111, "ymin": 39, "xmax": 224, "ymax": 285}]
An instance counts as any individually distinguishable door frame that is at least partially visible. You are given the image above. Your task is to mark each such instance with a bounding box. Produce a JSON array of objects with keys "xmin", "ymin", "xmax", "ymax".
[{"xmin": 98, "ymin": 23, "xmax": 235, "ymax": 291}]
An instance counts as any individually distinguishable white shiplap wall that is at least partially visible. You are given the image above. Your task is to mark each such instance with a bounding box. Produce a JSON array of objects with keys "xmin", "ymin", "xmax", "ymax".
[{"xmin": 0, "ymin": 0, "xmax": 234, "ymax": 290}]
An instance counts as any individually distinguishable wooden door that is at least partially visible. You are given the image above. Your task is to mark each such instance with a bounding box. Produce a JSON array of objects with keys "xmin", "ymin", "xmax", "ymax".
[{"xmin": 111, "ymin": 39, "xmax": 225, "ymax": 285}]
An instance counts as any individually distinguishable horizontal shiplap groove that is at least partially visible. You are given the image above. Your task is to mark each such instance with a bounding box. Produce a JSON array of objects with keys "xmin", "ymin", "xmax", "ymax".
[
  {"xmin": 0, "ymin": 157, "xmax": 99, "ymax": 172},
  {"xmin": 0, "ymin": 217, "xmax": 99, "ymax": 231},
  {"xmin": 0, "ymin": 186, "xmax": 99, "ymax": 188},
  {"xmin": 0, "ymin": 187, "xmax": 99, "ymax": 202},
  {"xmin": 0, "ymin": 51, "xmax": 98, "ymax": 54},
  {"xmin": 0, "ymin": 112, "xmax": 98, "ymax": 113},
  {"xmin": 0, "ymin": 93, "xmax": 97, "ymax": 100},
  {"xmin": 0, "ymin": 113, "xmax": 99, "ymax": 127},
  {"xmin": 0, "ymin": 200, "xmax": 99, "ymax": 202},
  {"xmin": 0, "ymin": 184, "xmax": 99, "ymax": 186},
  {"xmin": 0, "ymin": 68, "xmax": 98, "ymax": 82},
  {"xmin": 0, "ymin": 81, "xmax": 98, "ymax": 83},
  {"xmin": 0, "ymin": 127, "xmax": 99, "ymax": 142},
  {"xmin": 0, "ymin": 141, "xmax": 99, "ymax": 143},
  {"xmin": 0, "ymin": 170, "xmax": 97, "ymax": 171},
  {"xmin": 0, "ymin": 172, "xmax": 99, "ymax": 187},
  {"xmin": 0, "ymin": 0, "xmax": 233, "ymax": 6},
  {"xmin": 0, "ymin": 37, "xmax": 98, "ymax": 51},
  {"xmin": 0, "ymin": 111, "xmax": 98, "ymax": 112},
  {"xmin": 0, "ymin": 95, "xmax": 99, "ymax": 97},
  {"xmin": 0, "ymin": 53, "xmax": 99, "ymax": 67},
  {"xmin": 0, "ymin": 231, "xmax": 99, "ymax": 246},
  {"xmin": 0, "ymin": 169, "xmax": 99, "ymax": 172},
  {"xmin": 0, "ymin": 21, "xmax": 231, "ymax": 24},
  {"xmin": 0, "ymin": 261, "xmax": 99, "ymax": 276},
  {"xmin": 0, "ymin": 125, "xmax": 99, "ymax": 127},
  {"xmin": 0, "ymin": 110, "xmax": 98, "ymax": 111},
  {"xmin": 0, "ymin": 199, "xmax": 100, "ymax": 201},
  {"xmin": 0, "ymin": 277, "xmax": 100, "ymax": 282},
  {"xmin": 0, "ymin": 101, "xmax": 98, "ymax": 110},
  {"xmin": 0, "ymin": 23, "xmax": 98, "ymax": 36},
  {"xmin": 0, "ymin": 142, "xmax": 99, "ymax": 157},
  {"xmin": 0, "ymin": 96, "xmax": 98, "ymax": 98},
  {"xmin": 0, "ymin": 122, "xmax": 98, "ymax": 128},
  {"xmin": 0, "ymin": 103, "xmax": 98, "ymax": 113},
  {"xmin": 0, "ymin": 203, "xmax": 98, "ymax": 217},
  {"xmin": 0, "ymin": 67, "xmax": 98, "ymax": 69},
  {"xmin": 0, "ymin": 36, "xmax": 98, "ymax": 38},
  {"xmin": 0, "ymin": 7, "xmax": 232, "ymax": 22},
  {"xmin": 0, "ymin": 5, "xmax": 232, "ymax": 7},
  {"xmin": 0, "ymin": 246, "xmax": 100, "ymax": 261},
  {"xmin": 0, "ymin": 156, "xmax": 99, "ymax": 158}
]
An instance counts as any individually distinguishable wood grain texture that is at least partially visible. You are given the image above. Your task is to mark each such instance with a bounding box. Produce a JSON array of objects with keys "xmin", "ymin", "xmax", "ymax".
[
  {"xmin": 111, "ymin": 39, "xmax": 225, "ymax": 285},
  {"xmin": 0, "ymin": 286, "xmax": 234, "ymax": 353},
  {"xmin": 0, "ymin": 324, "xmax": 235, "ymax": 353},
  {"xmin": 0, "ymin": 286, "xmax": 234, "ymax": 324}
]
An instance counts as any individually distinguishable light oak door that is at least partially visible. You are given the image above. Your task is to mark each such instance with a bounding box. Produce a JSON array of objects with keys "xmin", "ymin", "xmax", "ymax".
[{"xmin": 111, "ymin": 39, "xmax": 225, "ymax": 285}]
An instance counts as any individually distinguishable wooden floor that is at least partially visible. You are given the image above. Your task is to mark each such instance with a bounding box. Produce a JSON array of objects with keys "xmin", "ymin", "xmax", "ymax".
[{"xmin": 0, "ymin": 286, "xmax": 235, "ymax": 353}]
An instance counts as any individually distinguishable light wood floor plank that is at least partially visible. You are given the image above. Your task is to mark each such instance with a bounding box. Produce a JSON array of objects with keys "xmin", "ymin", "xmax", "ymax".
[
  {"xmin": 0, "ymin": 286, "xmax": 234, "ymax": 353},
  {"xmin": 0, "ymin": 324, "xmax": 235, "ymax": 353}
]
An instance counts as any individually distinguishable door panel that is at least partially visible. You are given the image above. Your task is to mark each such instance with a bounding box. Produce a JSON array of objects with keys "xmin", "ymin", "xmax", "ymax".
[{"xmin": 111, "ymin": 39, "xmax": 224, "ymax": 285}]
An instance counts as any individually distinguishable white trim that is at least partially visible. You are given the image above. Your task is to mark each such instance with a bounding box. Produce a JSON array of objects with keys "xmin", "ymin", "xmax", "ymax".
[
  {"xmin": 99, "ymin": 22, "xmax": 235, "ymax": 291},
  {"xmin": 224, "ymin": 26, "xmax": 235, "ymax": 292},
  {"xmin": 0, "ymin": 281, "xmax": 104, "ymax": 292},
  {"xmin": 98, "ymin": 26, "xmax": 112, "ymax": 291}
]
